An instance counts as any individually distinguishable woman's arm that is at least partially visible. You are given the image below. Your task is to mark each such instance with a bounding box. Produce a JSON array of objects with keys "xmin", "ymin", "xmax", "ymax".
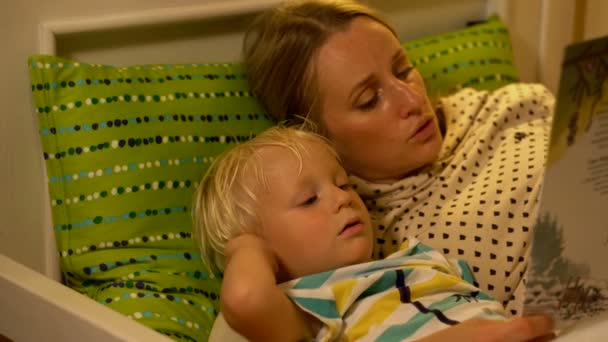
[
  {"xmin": 416, "ymin": 315, "xmax": 555, "ymax": 342},
  {"xmin": 220, "ymin": 234, "xmax": 315, "ymax": 342}
]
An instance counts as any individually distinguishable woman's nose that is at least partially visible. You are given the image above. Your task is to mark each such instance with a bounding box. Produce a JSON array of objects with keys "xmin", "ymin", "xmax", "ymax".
[{"xmin": 389, "ymin": 79, "xmax": 424, "ymax": 119}]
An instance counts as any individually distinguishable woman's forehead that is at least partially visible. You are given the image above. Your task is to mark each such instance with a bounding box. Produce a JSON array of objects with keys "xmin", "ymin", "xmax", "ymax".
[
  {"xmin": 315, "ymin": 17, "xmax": 404, "ymax": 90},
  {"xmin": 323, "ymin": 19, "xmax": 398, "ymax": 56}
]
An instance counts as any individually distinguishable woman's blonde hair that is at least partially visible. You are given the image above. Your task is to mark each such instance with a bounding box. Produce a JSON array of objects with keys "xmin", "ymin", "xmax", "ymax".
[
  {"xmin": 192, "ymin": 126, "xmax": 337, "ymax": 273},
  {"xmin": 243, "ymin": 0, "xmax": 396, "ymax": 123}
]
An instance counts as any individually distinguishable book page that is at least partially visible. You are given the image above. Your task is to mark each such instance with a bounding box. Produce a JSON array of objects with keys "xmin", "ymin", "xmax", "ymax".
[{"xmin": 524, "ymin": 36, "xmax": 608, "ymax": 331}]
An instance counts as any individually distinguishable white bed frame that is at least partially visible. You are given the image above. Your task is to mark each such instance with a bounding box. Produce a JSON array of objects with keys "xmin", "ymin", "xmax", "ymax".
[{"xmin": 2, "ymin": 0, "xmax": 606, "ymax": 340}]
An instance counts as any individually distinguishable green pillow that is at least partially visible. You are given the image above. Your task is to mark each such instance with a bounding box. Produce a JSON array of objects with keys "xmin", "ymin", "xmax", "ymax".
[
  {"xmin": 404, "ymin": 16, "xmax": 519, "ymax": 100},
  {"xmin": 29, "ymin": 56, "xmax": 274, "ymax": 341},
  {"xmin": 28, "ymin": 15, "xmax": 518, "ymax": 342}
]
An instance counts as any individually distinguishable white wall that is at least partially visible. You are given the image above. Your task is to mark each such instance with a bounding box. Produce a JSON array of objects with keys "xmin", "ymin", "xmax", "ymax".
[
  {"xmin": 1, "ymin": 0, "xmax": 50, "ymax": 275},
  {"xmin": 584, "ymin": 0, "xmax": 608, "ymax": 40}
]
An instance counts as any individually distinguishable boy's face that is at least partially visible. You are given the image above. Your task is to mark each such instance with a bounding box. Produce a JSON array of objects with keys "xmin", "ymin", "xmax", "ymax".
[{"xmin": 256, "ymin": 139, "xmax": 374, "ymax": 281}]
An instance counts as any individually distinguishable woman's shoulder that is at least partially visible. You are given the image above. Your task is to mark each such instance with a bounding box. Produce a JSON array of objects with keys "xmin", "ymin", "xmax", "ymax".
[
  {"xmin": 440, "ymin": 82, "xmax": 555, "ymax": 122},
  {"xmin": 437, "ymin": 82, "xmax": 554, "ymax": 158},
  {"xmin": 487, "ymin": 82, "xmax": 555, "ymax": 105},
  {"xmin": 442, "ymin": 83, "xmax": 555, "ymax": 107}
]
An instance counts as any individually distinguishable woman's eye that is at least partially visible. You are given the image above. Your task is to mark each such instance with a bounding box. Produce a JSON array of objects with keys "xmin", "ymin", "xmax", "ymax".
[
  {"xmin": 357, "ymin": 94, "xmax": 378, "ymax": 111},
  {"xmin": 301, "ymin": 195, "xmax": 318, "ymax": 207},
  {"xmin": 339, "ymin": 183, "xmax": 352, "ymax": 191},
  {"xmin": 396, "ymin": 67, "xmax": 413, "ymax": 80}
]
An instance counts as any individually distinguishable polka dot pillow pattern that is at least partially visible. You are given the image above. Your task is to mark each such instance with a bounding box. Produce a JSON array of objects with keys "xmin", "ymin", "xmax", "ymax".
[
  {"xmin": 403, "ymin": 16, "xmax": 519, "ymax": 100},
  {"xmin": 28, "ymin": 55, "xmax": 274, "ymax": 341}
]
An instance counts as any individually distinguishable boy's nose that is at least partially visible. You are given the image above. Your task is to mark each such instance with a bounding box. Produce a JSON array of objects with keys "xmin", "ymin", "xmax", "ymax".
[{"xmin": 334, "ymin": 187, "xmax": 353, "ymax": 212}]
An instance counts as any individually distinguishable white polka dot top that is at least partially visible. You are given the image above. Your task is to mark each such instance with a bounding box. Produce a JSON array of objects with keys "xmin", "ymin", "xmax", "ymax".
[{"xmin": 351, "ymin": 83, "xmax": 555, "ymax": 315}]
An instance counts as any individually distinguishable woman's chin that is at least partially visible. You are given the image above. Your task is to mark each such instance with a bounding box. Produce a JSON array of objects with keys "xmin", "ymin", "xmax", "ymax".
[{"xmin": 413, "ymin": 134, "xmax": 444, "ymax": 169}]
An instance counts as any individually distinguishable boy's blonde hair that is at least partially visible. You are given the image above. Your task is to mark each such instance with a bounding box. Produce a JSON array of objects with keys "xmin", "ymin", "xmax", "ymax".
[
  {"xmin": 243, "ymin": 0, "xmax": 396, "ymax": 124},
  {"xmin": 192, "ymin": 126, "xmax": 337, "ymax": 273}
]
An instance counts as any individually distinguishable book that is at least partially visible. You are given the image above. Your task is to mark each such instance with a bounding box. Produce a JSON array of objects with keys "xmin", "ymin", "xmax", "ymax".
[{"xmin": 523, "ymin": 35, "xmax": 608, "ymax": 332}]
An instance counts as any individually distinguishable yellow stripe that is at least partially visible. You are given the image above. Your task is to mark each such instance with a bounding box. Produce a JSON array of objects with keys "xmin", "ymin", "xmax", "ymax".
[
  {"xmin": 331, "ymin": 278, "xmax": 358, "ymax": 314},
  {"xmin": 409, "ymin": 272, "xmax": 467, "ymax": 301},
  {"xmin": 345, "ymin": 291, "xmax": 401, "ymax": 340}
]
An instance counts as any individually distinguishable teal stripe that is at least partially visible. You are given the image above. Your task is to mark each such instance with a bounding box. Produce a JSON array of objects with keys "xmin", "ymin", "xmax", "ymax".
[
  {"xmin": 47, "ymin": 156, "xmax": 211, "ymax": 184},
  {"xmin": 463, "ymin": 74, "xmax": 519, "ymax": 87},
  {"xmin": 291, "ymin": 297, "xmax": 340, "ymax": 319},
  {"xmin": 404, "ymin": 26, "xmax": 509, "ymax": 51},
  {"xmin": 54, "ymin": 205, "xmax": 188, "ymax": 231},
  {"xmin": 43, "ymin": 133, "xmax": 250, "ymax": 159},
  {"xmin": 410, "ymin": 242, "xmax": 434, "ymax": 254},
  {"xmin": 293, "ymin": 269, "xmax": 335, "ymax": 289},
  {"xmin": 355, "ymin": 246, "xmax": 432, "ymax": 277},
  {"xmin": 39, "ymin": 112, "xmax": 267, "ymax": 136},
  {"xmin": 358, "ymin": 269, "xmax": 411, "ymax": 301},
  {"xmin": 425, "ymin": 59, "xmax": 514, "ymax": 77},
  {"xmin": 476, "ymin": 291, "xmax": 496, "ymax": 301},
  {"xmin": 31, "ymin": 73, "xmax": 248, "ymax": 92},
  {"xmin": 457, "ymin": 260, "xmax": 475, "ymax": 285},
  {"xmin": 411, "ymin": 41, "xmax": 511, "ymax": 67},
  {"xmin": 374, "ymin": 295, "xmax": 464, "ymax": 341},
  {"xmin": 432, "ymin": 74, "xmax": 518, "ymax": 94},
  {"xmin": 353, "ymin": 258, "xmax": 410, "ymax": 277},
  {"xmin": 30, "ymin": 60, "xmax": 242, "ymax": 70},
  {"xmin": 85, "ymin": 252, "xmax": 202, "ymax": 274},
  {"xmin": 34, "ymin": 90, "xmax": 255, "ymax": 114},
  {"xmin": 51, "ymin": 179, "xmax": 193, "ymax": 206}
]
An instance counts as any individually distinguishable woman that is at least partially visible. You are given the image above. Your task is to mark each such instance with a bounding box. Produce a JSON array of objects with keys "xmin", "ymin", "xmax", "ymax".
[{"xmin": 241, "ymin": 0, "xmax": 555, "ymax": 340}]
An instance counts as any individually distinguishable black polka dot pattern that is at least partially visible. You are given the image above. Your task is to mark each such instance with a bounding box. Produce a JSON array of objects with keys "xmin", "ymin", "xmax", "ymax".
[{"xmin": 351, "ymin": 84, "xmax": 554, "ymax": 314}]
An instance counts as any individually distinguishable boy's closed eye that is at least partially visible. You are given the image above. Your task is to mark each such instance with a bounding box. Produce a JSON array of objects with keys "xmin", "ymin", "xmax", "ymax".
[
  {"xmin": 300, "ymin": 195, "xmax": 318, "ymax": 207},
  {"xmin": 357, "ymin": 90, "xmax": 379, "ymax": 111}
]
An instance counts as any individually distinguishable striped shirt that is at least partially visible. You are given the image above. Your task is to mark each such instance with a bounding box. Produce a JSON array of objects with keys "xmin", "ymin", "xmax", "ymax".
[{"xmin": 281, "ymin": 238, "xmax": 506, "ymax": 341}]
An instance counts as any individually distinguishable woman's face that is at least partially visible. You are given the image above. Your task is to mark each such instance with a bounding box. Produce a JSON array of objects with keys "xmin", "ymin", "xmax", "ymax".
[{"xmin": 315, "ymin": 17, "xmax": 443, "ymax": 182}]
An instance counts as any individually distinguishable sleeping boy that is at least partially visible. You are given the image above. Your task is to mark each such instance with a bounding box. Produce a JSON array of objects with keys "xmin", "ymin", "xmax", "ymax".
[{"xmin": 192, "ymin": 126, "xmax": 506, "ymax": 341}]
